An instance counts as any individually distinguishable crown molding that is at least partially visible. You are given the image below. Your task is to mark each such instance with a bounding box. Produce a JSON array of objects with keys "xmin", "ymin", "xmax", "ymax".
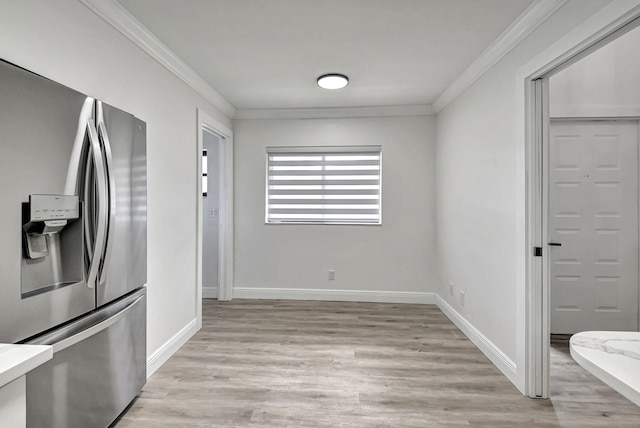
[
  {"xmin": 235, "ymin": 104, "xmax": 435, "ymax": 120},
  {"xmin": 81, "ymin": 0, "xmax": 567, "ymax": 119},
  {"xmin": 79, "ymin": 0, "xmax": 236, "ymax": 118},
  {"xmin": 432, "ymin": 0, "xmax": 569, "ymax": 113}
]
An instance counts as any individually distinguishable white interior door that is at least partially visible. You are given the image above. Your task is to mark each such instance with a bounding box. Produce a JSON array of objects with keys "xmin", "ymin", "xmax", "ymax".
[
  {"xmin": 549, "ymin": 120, "xmax": 639, "ymax": 334},
  {"xmin": 202, "ymin": 130, "xmax": 221, "ymax": 298}
]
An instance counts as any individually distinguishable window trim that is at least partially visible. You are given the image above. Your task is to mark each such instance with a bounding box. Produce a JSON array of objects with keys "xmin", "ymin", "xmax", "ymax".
[{"xmin": 265, "ymin": 145, "xmax": 382, "ymax": 225}]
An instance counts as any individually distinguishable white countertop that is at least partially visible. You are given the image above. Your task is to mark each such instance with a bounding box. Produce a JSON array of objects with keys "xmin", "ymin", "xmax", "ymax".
[
  {"xmin": 570, "ymin": 331, "xmax": 640, "ymax": 406},
  {"xmin": 0, "ymin": 344, "xmax": 52, "ymax": 388}
]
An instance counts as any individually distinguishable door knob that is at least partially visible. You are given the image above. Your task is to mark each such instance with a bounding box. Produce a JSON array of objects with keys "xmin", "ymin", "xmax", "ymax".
[{"xmin": 548, "ymin": 242, "xmax": 562, "ymax": 246}]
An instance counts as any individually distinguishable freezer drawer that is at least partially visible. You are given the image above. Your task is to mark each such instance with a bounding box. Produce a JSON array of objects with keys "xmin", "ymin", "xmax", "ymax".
[{"xmin": 24, "ymin": 288, "xmax": 146, "ymax": 428}]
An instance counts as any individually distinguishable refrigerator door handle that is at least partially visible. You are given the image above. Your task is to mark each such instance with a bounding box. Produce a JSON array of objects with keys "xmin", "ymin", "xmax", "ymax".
[
  {"xmin": 97, "ymin": 120, "xmax": 116, "ymax": 286},
  {"xmin": 84, "ymin": 119, "xmax": 108, "ymax": 289},
  {"xmin": 25, "ymin": 290, "xmax": 145, "ymax": 354},
  {"xmin": 52, "ymin": 294, "xmax": 143, "ymax": 353}
]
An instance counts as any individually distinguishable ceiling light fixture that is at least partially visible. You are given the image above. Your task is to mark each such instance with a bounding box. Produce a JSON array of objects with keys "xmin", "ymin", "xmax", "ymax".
[{"xmin": 317, "ymin": 73, "xmax": 349, "ymax": 90}]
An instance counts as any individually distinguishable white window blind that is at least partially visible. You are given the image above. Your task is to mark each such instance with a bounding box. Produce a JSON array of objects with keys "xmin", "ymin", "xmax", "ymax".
[{"xmin": 266, "ymin": 146, "xmax": 382, "ymax": 224}]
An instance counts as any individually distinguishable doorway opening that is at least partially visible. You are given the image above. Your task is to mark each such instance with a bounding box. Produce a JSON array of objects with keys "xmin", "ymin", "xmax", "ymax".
[
  {"xmin": 196, "ymin": 109, "xmax": 234, "ymax": 329},
  {"xmin": 202, "ymin": 129, "xmax": 223, "ymax": 299},
  {"xmin": 526, "ymin": 9, "xmax": 640, "ymax": 399}
]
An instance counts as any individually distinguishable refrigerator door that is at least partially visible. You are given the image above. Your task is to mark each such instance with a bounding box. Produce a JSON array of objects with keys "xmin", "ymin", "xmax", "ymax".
[
  {"xmin": 0, "ymin": 60, "xmax": 95, "ymax": 343},
  {"xmin": 95, "ymin": 102, "xmax": 147, "ymax": 307},
  {"xmin": 24, "ymin": 288, "xmax": 146, "ymax": 428}
]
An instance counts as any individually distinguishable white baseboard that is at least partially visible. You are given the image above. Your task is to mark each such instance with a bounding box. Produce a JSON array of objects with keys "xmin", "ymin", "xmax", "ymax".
[
  {"xmin": 435, "ymin": 295, "xmax": 518, "ymax": 386},
  {"xmin": 146, "ymin": 318, "xmax": 198, "ymax": 377},
  {"xmin": 232, "ymin": 287, "xmax": 437, "ymax": 304},
  {"xmin": 203, "ymin": 286, "xmax": 218, "ymax": 299}
]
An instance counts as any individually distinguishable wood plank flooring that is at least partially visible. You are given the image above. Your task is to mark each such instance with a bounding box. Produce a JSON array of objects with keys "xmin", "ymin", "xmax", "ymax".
[{"xmin": 113, "ymin": 300, "xmax": 640, "ymax": 427}]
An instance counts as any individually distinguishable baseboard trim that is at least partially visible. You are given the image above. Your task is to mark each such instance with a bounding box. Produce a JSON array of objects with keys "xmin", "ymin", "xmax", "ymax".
[
  {"xmin": 146, "ymin": 318, "xmax": 198, "ymax": 377},
  {"xmin": 203, "ymin": 286, "xmax": 218, "ymax": 299},
  {"xmin": 233, "ymin": 287, "xmax": 437, "ymax": 305},
  {"xmin": 436, "ymin": 295, "xmax": 518, "ymax": 385}
]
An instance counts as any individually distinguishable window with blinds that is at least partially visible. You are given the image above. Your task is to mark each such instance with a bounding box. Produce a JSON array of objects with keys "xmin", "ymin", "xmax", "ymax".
[{"xmin": 266, "ymin": 146, "xmax": 382, "ymax": 224}]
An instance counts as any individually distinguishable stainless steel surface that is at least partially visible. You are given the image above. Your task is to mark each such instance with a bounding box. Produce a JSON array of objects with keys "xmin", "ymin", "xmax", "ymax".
[
  {"xmin": 0, "ymin": 59, "xmax": 95, "ymax": 342},
  {"xmin": 26, "ymin": 289, "xmax": 145, "ymax": 353},
  {"xmin": 25, "ymin": 289, "xmax": 147, "ymax": 428},
  {"xmin": 96, "ymin": 102, "xmax": 147, "ymax": 307}
]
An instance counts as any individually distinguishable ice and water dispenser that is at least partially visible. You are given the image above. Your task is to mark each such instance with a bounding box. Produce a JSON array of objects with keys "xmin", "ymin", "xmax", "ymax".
[{"xmin": 22, "ymin": 194, "xmax": 83, "ymax": 297}]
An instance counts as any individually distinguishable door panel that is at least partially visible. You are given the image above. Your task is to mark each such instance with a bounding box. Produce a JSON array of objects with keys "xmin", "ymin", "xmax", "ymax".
[
  {"xmin": 25, "ymin": 289, "xmax": 146, "ymax": 428},
  {"xmin": 550, "ymin": 120, "xmax": 639, "ymax": 334},
  {"xmin": 0, "ymin": 60, "xmax": 95, "ymax": 343},
  {"xmin": 96, "ymin": 104, "xmax": 147, "ymax": 307}
]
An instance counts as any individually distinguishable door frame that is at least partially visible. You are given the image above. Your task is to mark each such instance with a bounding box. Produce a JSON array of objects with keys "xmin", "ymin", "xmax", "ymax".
[
  {"xmin": 196, "ymin": 109, "xmax": 234, "ymax": 328},
  {"xmin": 522, "ymin": 3, "xmax": 640, "ymax": 398}
]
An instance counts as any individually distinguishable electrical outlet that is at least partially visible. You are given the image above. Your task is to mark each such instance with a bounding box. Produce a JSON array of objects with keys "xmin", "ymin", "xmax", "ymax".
[
  {"xmin": 449, "ymin": 283, "xmax": 454, "ymax": 296},
  {"xmin": 328, "ymin": 270, "xmax": 335, "ymax": 280},
  {"xmin": 459, "ymin": 291, "xmax": 465, "ymax": 306},
  {"xmin": 209, "ymin": 209, "xmax": 219, "ymax": 218}
]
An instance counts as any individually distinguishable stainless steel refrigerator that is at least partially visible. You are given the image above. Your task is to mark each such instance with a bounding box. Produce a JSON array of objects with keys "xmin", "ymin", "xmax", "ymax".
[{"xmin": 0, "ymin": 59, "xmax": 147, "ymax": 427}]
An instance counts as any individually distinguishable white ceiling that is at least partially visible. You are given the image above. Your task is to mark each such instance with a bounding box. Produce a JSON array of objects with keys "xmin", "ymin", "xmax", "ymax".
[{"xmin": 117, "ymin": 0, "xmax": 533, "ymax": 111}]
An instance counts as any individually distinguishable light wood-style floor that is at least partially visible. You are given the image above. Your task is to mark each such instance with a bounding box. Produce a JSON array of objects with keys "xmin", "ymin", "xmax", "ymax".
[{"xmin": 113, "ymin": 300, "xmax": 640, "ymax": 427}]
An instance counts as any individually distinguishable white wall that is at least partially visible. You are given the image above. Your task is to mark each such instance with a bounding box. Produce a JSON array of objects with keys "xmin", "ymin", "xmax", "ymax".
[
  {"xmin": 0, "ymin": 0, "xmax": 231, "ymax": 368},
  {"xmin": 435, "ymin": 0, "xmax": 613, "ymax": 388},
  {"xmin": 550, "ymin": 23, "xmax": 640, "ymax": 117},
  {"xmin": 233, "ymin": 115, "xmax": 437, "ymax": 301}
]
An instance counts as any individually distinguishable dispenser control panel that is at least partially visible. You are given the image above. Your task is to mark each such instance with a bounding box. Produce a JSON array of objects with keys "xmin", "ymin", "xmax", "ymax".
[{"xmin": 29, "ymin": 194, "xmax": 79, "ymax": 222}]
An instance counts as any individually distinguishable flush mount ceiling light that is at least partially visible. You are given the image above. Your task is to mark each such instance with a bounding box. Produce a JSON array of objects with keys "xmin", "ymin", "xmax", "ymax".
[{"xmin": 317, "ymin": 73, "xmax": 349, "ymax": 90}]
